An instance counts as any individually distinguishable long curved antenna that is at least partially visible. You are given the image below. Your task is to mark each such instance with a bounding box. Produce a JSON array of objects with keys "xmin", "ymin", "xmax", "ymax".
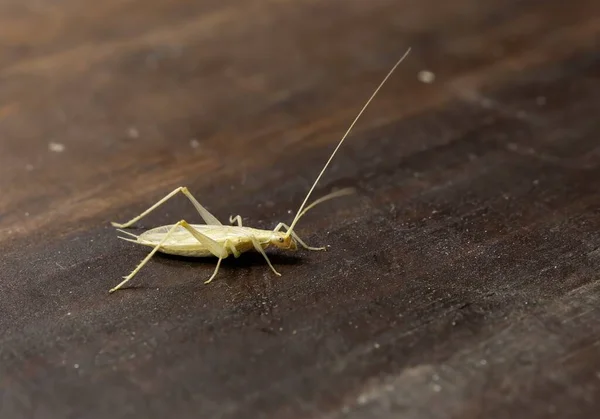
[
  {"xmin": 285, "ymin": 48, "xmax": 411, "ymax": 235},
  {"xmin": 295, "ymin": 187, "xmax": 355, "ymax": 222}
]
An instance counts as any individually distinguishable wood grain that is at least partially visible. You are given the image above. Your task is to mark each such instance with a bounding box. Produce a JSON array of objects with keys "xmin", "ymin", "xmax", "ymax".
[{"xmin": 1, "ymin": 0, "xmax": 600, "ymax": 418}]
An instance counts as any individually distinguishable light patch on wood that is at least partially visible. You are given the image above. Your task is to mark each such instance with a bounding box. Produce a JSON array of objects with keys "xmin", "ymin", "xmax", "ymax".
[
  {"xmin": 49, "ymin": 142, "xmax": 66, "ymax": 153},
  {"xmin": 418, "ymin": 70, "xmax": 436, "ymax": 84}
]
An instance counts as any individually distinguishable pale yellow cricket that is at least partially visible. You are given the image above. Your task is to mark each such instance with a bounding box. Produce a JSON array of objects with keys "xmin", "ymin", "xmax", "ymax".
[{"xmin": 109, "ymin": 48, "xmax": 411, "ymax": 293}]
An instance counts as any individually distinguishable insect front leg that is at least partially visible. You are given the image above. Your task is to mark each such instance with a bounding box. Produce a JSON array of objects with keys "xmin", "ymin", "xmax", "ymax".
[
  {"xmin": 273, "ymin": 223, "xmax": 326, "ymax": 251},
  {"xmin": 229, "ymin": 215, "xmax": 243, "ymax": 226},
  {"xmin": 111, "ymin": 186, "xmax": 222, "ymax": 228},
  {"xmin": 249, "ymin": 236, "xmax": 281, "ymax": 277}
]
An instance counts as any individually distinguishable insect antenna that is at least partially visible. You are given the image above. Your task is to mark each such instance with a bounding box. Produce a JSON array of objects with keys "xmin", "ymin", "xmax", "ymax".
[
  {"xmin": 284, "ymin": 48, "xmax": 411, "ymax": 236},
  {"xmin": 285, "ymin": 187, "xmax": 356, "ymax": 229}
]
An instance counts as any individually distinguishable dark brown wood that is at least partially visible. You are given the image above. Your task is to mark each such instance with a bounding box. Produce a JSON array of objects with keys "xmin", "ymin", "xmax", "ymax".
[{"xmin": 1, "ymin": 0, "xmax": 600, "ymax": 418}]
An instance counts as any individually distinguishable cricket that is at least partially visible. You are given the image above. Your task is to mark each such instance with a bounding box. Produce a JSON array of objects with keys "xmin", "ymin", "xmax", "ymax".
[{"xmin": 109, "ymin": 48, "xmax": 411, "ymax": 293}]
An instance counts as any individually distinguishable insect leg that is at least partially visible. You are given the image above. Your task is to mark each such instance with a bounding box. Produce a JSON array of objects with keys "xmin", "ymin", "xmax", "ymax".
[
  {"xmin": 249, "ymin": 236, "xmax": 281, "ymax": 276},
  {"xmin": 226, "ymin": 240, "xmax": 241, "ymax": 258},
  {"xmin": 229, "ymin": 215, "xmax": 243, "ymax": 226},
  {"xmin": 177, "ymin": 221, "xmax": 234, "ymax": 284},
  {"xmin": 273, "ymin": 223, "xmax": 326, "ymax": 251},
  {"xmin": 110, "ymin": 221, "xmax": 184, "ymax": 293},
  {"xmin": 111, "ymin": 187, "xmax": 222, "ymax": 228},
  {"xmin": 203, "ymin": 240, "xmax": 240, "ymax": 284},
  {"xmin": 178, "ymin": 221, "xmax": 228, "ymax": 258},
  {"xmin": 205, "ymin": 257, "xmax": 224, "ymax": 284}
]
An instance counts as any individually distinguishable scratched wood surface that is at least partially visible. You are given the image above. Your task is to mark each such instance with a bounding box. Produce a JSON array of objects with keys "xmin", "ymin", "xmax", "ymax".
[{"xmin": 1, "ymin": 0, "xmax": 600, "ymax": 418}]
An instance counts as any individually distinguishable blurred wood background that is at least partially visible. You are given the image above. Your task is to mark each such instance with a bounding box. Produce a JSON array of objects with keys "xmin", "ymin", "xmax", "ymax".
[{"xmin": 1, "ymin": 0, "xmax": 599, "ymax": 418}]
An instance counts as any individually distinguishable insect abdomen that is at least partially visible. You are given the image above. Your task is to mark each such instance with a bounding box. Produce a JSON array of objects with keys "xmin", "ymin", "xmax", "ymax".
[{"xmin": 157, "ymin": 246, "xmax": 214, "ymax": 257}]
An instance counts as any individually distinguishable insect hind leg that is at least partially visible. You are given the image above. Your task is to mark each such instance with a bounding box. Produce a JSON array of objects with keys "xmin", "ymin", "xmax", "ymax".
[
  {"xmin": 177, "ymin": 221, "xmax": 233, "ymax": 284},
  {"xmin": 110, "ymin": 221, "xmax": 184, "ymax": 293},
  {"xmin": 111, "ymin": 220, "xmax": 228, "ymax": 293},
  {"xmin": 111, "ymin": 186, "xmax": 222, "ymax": 228}
]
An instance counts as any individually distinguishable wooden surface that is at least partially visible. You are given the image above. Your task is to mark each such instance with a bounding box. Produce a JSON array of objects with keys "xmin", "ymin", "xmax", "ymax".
[{"xmin": 1, "ymin": 0, "xmax": 600, "ymax": 418}]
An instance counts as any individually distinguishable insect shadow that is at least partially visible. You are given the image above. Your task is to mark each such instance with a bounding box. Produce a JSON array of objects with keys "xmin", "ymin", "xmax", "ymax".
[
  {"xmin": 155, "ymin": 250, "xmax": 303, "ymax": 270},
  {"xmin": 117, "ymin": 250, "xmax": 304, "ymax": 292}
]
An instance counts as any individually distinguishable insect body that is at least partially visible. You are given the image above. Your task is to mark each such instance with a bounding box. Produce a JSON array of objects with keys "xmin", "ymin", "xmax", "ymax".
[
  {"xmin": 127, "ymin": 224, "xmax": 297, "ymax": 258},
  {"xmin": 110, "ymin": 48, "xmax": 411, "ymax": 293}
]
